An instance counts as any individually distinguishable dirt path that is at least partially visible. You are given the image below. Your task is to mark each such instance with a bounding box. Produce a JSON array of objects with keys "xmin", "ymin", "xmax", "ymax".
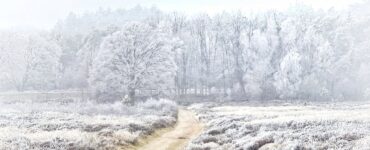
[{"xmin": 136, "ymin": 109, "xmax": 203, "ymax": 150}]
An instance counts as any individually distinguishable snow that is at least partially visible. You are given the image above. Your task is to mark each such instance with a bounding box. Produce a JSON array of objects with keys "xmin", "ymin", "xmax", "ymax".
[
  {"xmin": 0, "ymin": 99, "xmax": 178, "ymax": 149},
  {"xmin": 187, "ymin": 101, "xmax": 370, "ymax": 150}
]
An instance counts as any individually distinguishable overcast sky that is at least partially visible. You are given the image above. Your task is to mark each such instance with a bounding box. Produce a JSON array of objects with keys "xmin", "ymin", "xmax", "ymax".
[{"xmin": 0, "ymin": 0, "xmax": 360, "ymax": 30}]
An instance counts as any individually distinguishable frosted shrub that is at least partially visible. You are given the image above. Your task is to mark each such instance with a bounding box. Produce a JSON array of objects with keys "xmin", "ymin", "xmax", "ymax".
[{"xmin": 138, "ymin": 99, "xmax": 178, "ymax": 116}]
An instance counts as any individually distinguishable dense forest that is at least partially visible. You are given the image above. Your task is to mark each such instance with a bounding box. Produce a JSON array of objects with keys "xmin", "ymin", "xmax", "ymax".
[{"xmin": 1, "ymin": 3, "xmax": 370, "ymax": 102}]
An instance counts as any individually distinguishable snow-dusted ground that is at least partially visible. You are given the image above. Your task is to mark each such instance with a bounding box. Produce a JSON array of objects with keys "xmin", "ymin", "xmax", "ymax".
[
  {"xmin": 187, "ymin": 101, "xmax": 370, "ymax": 150},
  {"xmin": 0, "ymin": 98, "xmax": 178, "ymax": 149}
]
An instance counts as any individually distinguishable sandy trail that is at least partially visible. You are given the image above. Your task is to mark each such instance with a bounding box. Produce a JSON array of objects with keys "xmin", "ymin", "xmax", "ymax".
[{"xmin": 137, "ymin": 109, "xmax": 203, "ymax": 150}]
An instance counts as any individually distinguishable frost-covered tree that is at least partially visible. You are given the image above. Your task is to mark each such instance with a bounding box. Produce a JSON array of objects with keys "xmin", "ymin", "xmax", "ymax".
[
  {"xmin": 89, "ymin": 22, "xmax": 177, "ymax": 103},
  {"xmin": 76, "ymin": 26, "xmax": 120, "ymax": 88},
  {"xmin": 274, "ymin": 51, "xmax": 302, "ymax": 99},
  {"xmin": 0, "ymin": 31, "xmax": 61, "ymax": 91},
  {"xmin": 168, "ymin": 13, "xmax": 189, "ymax": 95},
  {"xmin": 52, "ymin": 6, "xmax": 165, "ymax": 90}
]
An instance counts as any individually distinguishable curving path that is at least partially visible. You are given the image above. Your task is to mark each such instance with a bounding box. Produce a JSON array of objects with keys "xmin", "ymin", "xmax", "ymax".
[{"xmin": 136, "ymin": 109, "xmax": 203, "ymax": 150}]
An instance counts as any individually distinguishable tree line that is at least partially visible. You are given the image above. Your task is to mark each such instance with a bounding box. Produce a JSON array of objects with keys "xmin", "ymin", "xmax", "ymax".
[{"xmin": 1, "ymin": 4, "xmax": 370, "ymax": 102}]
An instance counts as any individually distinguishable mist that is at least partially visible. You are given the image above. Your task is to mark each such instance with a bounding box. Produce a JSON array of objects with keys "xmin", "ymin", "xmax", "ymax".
[
  {"xmin": 0, "ymin": 1, "xmax": 369, "ymax": 101},
  {"xmin": 1, "ymin": 0, "xmax": 370, "ymax": 149}
]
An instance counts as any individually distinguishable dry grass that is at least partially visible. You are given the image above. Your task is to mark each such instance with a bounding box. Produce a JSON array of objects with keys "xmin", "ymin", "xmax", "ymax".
[
  {"xmin": 0, "ymin": 99, "xmax": 178, "ymax": 149},
  {"xmin": 187, "ymin": 101, "xmax": 370, "ymax": 150}
]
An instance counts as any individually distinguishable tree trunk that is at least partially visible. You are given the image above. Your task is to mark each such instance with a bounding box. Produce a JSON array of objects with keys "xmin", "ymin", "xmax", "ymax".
[
  {"xmin": 128, "ymin": 88, "xmax": 135, "ymax": 105},
  {"xmin": 236, "ymin": 69, "xmax": 247, "ymax": 98}
]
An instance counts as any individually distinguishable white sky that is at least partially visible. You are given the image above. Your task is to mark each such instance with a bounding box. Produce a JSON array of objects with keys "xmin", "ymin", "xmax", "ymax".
[{"xmin": 0, "ymin": 0, "xmax": 360, "ymax": 30}]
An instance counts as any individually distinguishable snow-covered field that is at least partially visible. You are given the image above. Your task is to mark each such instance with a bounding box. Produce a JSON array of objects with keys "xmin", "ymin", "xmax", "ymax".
[
  {"xmin": 187, "ymin": 101, "xmax": 370, "ymax": 150},
  {"xmin": 0, "ymin": 98, "xmax": 178, "ymax": 149}
]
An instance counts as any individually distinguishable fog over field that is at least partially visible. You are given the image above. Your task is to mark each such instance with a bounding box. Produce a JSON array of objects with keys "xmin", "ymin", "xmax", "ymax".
[{"xmin": 1, "ymin": 0, "xmax": 370, "ymax": 150}]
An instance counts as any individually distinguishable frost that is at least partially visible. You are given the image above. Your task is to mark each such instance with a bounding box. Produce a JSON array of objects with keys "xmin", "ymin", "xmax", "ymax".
[
  {"xmin": 187, "ymin": 101, "xmax": 370, "ymax": 149},
  {"xmin": 0, "ymin": 99, "xmax": 178, "ymax": 149}
]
